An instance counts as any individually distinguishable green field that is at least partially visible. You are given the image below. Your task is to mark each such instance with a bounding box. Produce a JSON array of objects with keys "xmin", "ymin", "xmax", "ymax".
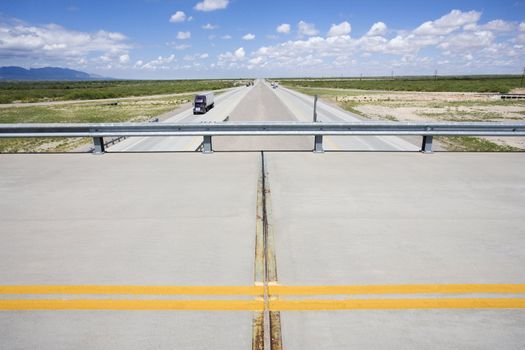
[
  {"xmin": 0, "ymin": 95, "xmax": 191, "ymax": 152},
  {"xmin": 277, "ymin": 76, "xmax": 524, "ymax": 93},
  {"xmin": 0, "ymin": 79, "xmax": 241, "ymax": 104}
]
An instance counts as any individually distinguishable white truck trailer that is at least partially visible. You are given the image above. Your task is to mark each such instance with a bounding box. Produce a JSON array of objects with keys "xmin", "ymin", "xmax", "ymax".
[{"xmin": 193, "ymin": 92, "xmax": 215, "ymax": 115}]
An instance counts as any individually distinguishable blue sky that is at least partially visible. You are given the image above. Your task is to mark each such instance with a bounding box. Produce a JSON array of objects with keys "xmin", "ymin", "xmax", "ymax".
[{"xmin": 1, "ymin": 0, "xmax": 524, "ymax": 78}]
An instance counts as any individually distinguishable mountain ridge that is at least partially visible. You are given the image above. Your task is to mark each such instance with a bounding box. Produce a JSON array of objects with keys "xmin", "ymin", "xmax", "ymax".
[{"xmin": 0, "ymin": 66, "xmax": 113, "ymax": 81}]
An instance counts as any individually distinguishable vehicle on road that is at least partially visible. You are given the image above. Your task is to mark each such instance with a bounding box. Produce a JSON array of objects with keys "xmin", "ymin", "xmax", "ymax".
[{"xmin": 193, "ymin": 92, "xmax": 215, "ymax": 114}]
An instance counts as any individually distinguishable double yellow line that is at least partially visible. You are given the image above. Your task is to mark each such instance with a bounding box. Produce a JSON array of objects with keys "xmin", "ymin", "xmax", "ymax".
[{"xmin": 1, "ymin": 284, "xmax": 525, "ymax": 311}]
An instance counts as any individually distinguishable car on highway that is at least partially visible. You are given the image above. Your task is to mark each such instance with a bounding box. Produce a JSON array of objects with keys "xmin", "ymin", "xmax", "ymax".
[{"xmin": 193, "ymin": 92, "xmax": 215, "ymax": 115}]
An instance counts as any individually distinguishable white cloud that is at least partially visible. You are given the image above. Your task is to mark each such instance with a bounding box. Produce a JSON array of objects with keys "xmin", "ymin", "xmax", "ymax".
[
  {"xmin": 234, "ymin": 47, "xmax": 245, "ymax": 59},
  {"xmin": 176, "ymin": 31, "xmax": 191, "ymax": 40},
  {"xmin": 242, "ymin": 33, "xmax": 255, "ymax": 40},
  {"xmin": 169, "ymin": 11, "xmax": 186, "ymax": 23},
  {"xmin": 188, "ymin": 16, "xmax": 194, "ymax": 22},
  {"xmin": 0, "ymin": 20, "xmax": 130, "ymax": 64},
  {"xmin": 217, "ymin": 47, "xmax": 245, "ymax": 66},
  {"xmin": 194, "ymin": 0, "xmax": 229, "ymax": 12},
  {"xmin": 221, "ymin": 35, "xmax": 232, "ymax": 40},
  {"xmin": 276, "ymin": 23, "xmax": 291, "ymax": 34},
  {"xmin": 200, "ymin": 53, "xmax": 209, "ymax": 59},
  {"xmin": 366, "ymin": 22, "xmax": 387, "ymax": 36},
  {"xmin": 327, "ymin": 21, "xmax": 351, "ymax": 37},
  {"xmin": 202, "ymin": 23, "xmax": 218, "ymax": 30},
  {"xmin": 137, "ymin": 54, "xmax": 176, "ymax": 70},
  {"xmin": 482, "ymin": 19, "xmax": 516, "ymax": 32},
  {"xmin": 298, "ymin": 21, "xmax": 319, "ymax": 36},
  {"xmin": 119, "ymin": 54, "xmax": 130, "ymax": 64},
  {"xmin": 174, "ymin": 44, "xmax": 191, "ymax": 50},
  {"xmin": 414, "ymin": 9, "xmax": 481, "ymax": 35}
]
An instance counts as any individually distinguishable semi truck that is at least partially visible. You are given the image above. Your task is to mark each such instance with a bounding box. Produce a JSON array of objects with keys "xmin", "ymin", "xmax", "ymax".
[{"xmin": 193, "ymin": 92, "xmax": 215, "ymax": 115}]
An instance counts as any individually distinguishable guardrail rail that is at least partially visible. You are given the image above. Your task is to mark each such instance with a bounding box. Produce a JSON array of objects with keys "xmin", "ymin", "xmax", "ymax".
[{"xmin": 1, "ymin": 121, "xmax": 524, "ymax": 154}]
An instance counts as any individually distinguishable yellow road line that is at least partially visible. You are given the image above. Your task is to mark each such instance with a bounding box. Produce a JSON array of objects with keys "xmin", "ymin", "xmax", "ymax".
[
  {"xmin": 0, "ymin": 285, "xmax": 264, "ymax": 296},
  {"xmin": 2, "ymin": 298, "xmax": 524, "ymax": 311},
  {"xmin": 0, "ymin": 299, "xmax": 264, "ymax": 311},
  {"xmin": 269, "ymin": 284, "xmax": 525, "ymax": 295},
  {"xmin": 270, "ymin": 298, "xmax": 525, "ymax": 311}
]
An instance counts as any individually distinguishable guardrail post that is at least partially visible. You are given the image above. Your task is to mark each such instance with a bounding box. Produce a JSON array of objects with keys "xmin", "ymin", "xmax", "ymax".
[
  {"xmin": 314, "ymin": 135, "xmax": 324, "ymax": 153},
  {"xmin": 202, "ymin": 135, "xmax": 213, "ymax": 154},
  {"xmin": 312, "ymin": 95, "xmax": 324, "ymax": 153},
  {"xmin": 421, "ymin": 135, "xmax": 433, "ymax": 153},
  {"xmin": 93, "ymin": 137, "xmax": 105, "ymax": 154}
]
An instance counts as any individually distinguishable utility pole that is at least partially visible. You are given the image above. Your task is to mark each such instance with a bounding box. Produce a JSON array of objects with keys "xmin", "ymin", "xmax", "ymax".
[
  {"xmin": 391, "ymin": 70, "xmax": 394, "ymax": 80},
  {"xmin": 434, "ymin": 69, "xmax": 438, "ymax": 81},
  {"xmin": 521, "ymin": 66, "xmax": 525, "ymax": 87}
]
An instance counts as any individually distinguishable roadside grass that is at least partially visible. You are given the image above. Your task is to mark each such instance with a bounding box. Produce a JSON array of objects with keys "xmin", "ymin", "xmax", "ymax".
[
  {"xmin": 278, "ymin": 76, "xmax": 523, "ymax": 93},
  {"xmin": 437, "ymin": 136, "xmax": 521, "ymax": 152},
  {"xmin": 286, "ymin": 84, "xmax": 524, "ymax": 152},
  {"xmin": 0, "ymin": 79, "xmax": 241, "ymax": 104},
  {"xmin": 0, "ymin": 95, "xmax": 191, "ymax": 152}
]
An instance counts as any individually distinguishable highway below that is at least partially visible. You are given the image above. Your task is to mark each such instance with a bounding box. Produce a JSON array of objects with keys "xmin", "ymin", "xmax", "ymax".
[
  {"xmin": 1, "ymin": 81, "xmax": 525, "ymax": 349},
  {"xmin": 109, "ymin": 79, "xmax": 419, "ymax": 152}
]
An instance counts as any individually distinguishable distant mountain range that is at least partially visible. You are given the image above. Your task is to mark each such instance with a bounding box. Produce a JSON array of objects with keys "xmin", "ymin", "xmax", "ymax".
[{"xmin": 0, "ymin": 66, "xmax": 112, "ymax": 81}]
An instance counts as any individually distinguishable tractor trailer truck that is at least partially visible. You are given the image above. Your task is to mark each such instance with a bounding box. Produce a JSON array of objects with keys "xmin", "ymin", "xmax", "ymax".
[{"xmin": 193, "ymin": 92, "xmax": 215, "ymax": 115}]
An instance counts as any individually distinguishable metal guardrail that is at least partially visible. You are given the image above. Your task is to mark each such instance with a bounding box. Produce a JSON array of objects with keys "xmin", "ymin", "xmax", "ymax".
[{"xmin": 0, "ymin": 121, "xmax": 524, "ymax": 154}]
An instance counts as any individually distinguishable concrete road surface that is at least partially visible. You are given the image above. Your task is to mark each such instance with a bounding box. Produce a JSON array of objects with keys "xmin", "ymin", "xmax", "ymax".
[
  {"xmin": 270, "ymin": 82, "xmax": 420, "ymax": 151},
  {"xmin": 266, "ymin": 152, "xmax": 525, "ymax": 349},
  {"xmin": 0, "ymin": 153, "xmax": 260, "ymax": 349},
  {"xmin": 110, "ymin": 86, "xmax": 252, "ymax": 152},
  {"xmin": 213, "ymin": 80, "xmax": 312, "ymax": 151}
]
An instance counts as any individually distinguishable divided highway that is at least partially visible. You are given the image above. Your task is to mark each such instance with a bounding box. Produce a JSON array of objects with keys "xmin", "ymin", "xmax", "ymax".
[{"xmin": 108, "ymin": 79, "xmax": 419, "ymax": 152}]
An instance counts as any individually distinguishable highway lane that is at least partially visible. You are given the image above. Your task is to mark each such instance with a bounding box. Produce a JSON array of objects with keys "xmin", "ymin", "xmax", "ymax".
[
  {"xmin": 213, "ymin": 79, "xmax": 312, "ymax": 151},
  {"xmin": 270, "ymin": 82, "xmax": 420, "ymax": 151},
  {"xmin": 266, "ymin": 152, "xmax": 525, "ymax": 349},
  {"xmin": 0, "ymin": 153, "xmax": 260, "ymax": 349},
  {"xmin": 110, "ymin": 86, "xmax": 252, "ymax": 152}
]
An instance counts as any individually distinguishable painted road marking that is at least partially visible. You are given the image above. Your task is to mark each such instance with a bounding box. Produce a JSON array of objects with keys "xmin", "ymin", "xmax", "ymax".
[
  {"xmin": 2, "ymin": 284, "xmax": 524, "ymax": 296},
  {"xmin": 0, "ymin": 299, "xmax": 264, "ymax": 311},
  {"xmin": 1, "ymin": 298, "xmax": 525, "ymax": 311},
  {"xmin": 269, "ymin": 284, "xmax": 525, "ymax": 295},
  {"xmin": 2, "ymin": 285, "xmax": 525, "ymax": 311},
  {"xmin": 0, "ymin": 285, "xmax": 264, "ymax": 295},
  {"xmin": 270, "ymin": 298, "xmax": 525, "ymax": 311}
]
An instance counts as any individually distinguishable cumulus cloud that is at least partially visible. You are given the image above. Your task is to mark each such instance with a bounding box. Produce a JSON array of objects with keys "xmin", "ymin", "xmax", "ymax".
[
  {"xmin": 242, "ymin": 33, "xmax": 255, "ymax": 40},
  {"xmin": 218, "ymin": 47, "xmax": 245, "ymax": 67},
  {"xmin": 176, "ymin": 31, "xmax": 191, "ymax": 40},
  {"xmin": 0, "ymin": 20, "xmax": 130, "ymax": 65},
  {"xmin": 229, "ymin": 9, "xmax": 525, "ymax": 76},
  {"xmin": 194, "ymin": 0, "xmax": 229, "ymax": 12},
  {"xmin": 414, "ymin": 9, "xmax": 481, "ymax": 35},
  {"xmin": 119, "ymin": 54, "xmax": 130, "ymax": 64},
  {"xmin": 169, "ymin": 11, "xmax": 186, "ymax": 23},
  {"xmin": 202, "ymin": 23, "xmax": 218, "ymax": 30},
  {"xmin": 298, "ymin": 21, "xmax": 318, "ymax": 36},
  {"xmin": 327, "ymin": 21, "xmax": 351, "ymax": 37},
  {"xmin": 276, "ymin": 23, "xmax": 291, "ymax": 34},
  {"xmin": 366, "ymin": 22, "xmax": 388, "ymax": 36},
  {"xmin": 136, "ymin": 54, "xmax": 176, "ymax": 70}
]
